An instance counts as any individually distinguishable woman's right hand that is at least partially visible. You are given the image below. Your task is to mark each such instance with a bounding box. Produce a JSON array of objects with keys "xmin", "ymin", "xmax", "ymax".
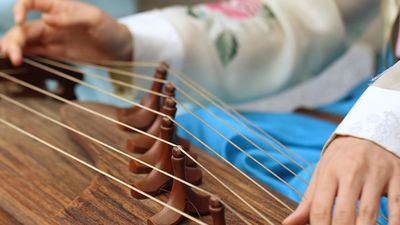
[{"xmin": 0, "ymin": 0, "xmax": 133, "ymax": 66}]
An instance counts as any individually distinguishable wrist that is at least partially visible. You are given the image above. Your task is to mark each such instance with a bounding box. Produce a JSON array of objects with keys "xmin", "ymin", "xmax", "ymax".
[
  {"xmin": 90, "ymin": 12, "xmax": 133, "ymax": 61},
  {"xmin": 117, "ymin": 23, "xmax": 134, "ymax": 61}
]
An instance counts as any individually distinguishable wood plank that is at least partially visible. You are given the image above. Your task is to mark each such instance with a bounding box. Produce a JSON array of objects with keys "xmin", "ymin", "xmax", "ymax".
[
  {"xmin": 57, "ymin": 102, "xmax": 296, "ymax": 224},
  {"xmin": 0, "ymin": 98, "xmax": 296, "ymax": 224},
  {"xmin": 0, "ymin": 99, "xmax": 95, "ymax": 225}
]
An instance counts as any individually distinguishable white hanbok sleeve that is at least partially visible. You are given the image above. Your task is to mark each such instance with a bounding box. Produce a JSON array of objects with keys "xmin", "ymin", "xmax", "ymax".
[
  {"xmin": 325, "ymin": 62, "xmax": 400, "ymax": 158},
  {"xmin": 119, "ymin": 0, "xmax": 345, "ymax": 103}
]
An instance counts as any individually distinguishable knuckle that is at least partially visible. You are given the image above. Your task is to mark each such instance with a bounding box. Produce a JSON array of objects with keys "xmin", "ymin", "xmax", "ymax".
[
  {"xmin": 389, "ymin": 210, "xmax": 400, "ymax": 218},
  {"xmin": 389, "ymin": 215, "xmax": 400, "ymax": 225},
  {"xmin": 347, "ymin": 159, "xmax": 365, "ymax": 172},
  {"xmin": 375, "ymin": 160, "xmax": 389, "ymax": 173},
  {"xmin": 346, "ymin": 161, "xmax": 364, "ymax": 174},
  {"xmin": 391, "ymin": 194, "xmax": 400, "ymax": 206},
  {"xmin": 311, "ymin": 207, "xmax": 330, "ymax": 220},
  {"xmin": 349, "ymin": 164, "xmax": 361, "ymax": 173},
  {"xmin": 336, "ymin": 209, "xmax": 351, "ymax": 217},
  {"xmin": 370, "ymin": 167, "xmax": 386, "ymax": 178},
  {"xmin": 333, "ymin": 209, "xmax": 353, "ymax": 223},
  {"xmin": 358, "ymin": 206, "xmax": 378, "ymax": 221}
]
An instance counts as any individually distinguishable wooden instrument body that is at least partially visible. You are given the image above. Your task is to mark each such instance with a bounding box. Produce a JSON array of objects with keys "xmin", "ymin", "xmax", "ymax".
[{"xmin": 0, "ymin": 59, "xmax": 297, "ymax": 224}]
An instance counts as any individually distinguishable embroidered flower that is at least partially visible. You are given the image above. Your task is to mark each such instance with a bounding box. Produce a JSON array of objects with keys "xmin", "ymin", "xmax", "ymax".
[
  {"xmin": 206, "ymin": 0, "xmax": 262, "ymax": 19},
  {"xmin": 187, "ymin": 0, "xmax": 275, "ymax": 66}
]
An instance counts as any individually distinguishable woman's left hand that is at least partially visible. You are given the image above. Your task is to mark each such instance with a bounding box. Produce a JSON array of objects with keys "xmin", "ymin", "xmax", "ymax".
[{"xmin": 283, "ymin": 136, "xmax": 400, "ymax": 225}]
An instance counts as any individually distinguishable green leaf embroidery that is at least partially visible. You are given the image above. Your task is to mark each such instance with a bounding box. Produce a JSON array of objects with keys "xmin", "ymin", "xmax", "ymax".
[
  {"xmin": 187, "ymin": 6, "xmax": 206, "ymax": 20},
  {"xmin": 215, "ymin": 32, "xmax": 239, "ymax": 66},
  {"xmin": 261, "ymin": 4, "xmax": 275, "ymax": 19}
]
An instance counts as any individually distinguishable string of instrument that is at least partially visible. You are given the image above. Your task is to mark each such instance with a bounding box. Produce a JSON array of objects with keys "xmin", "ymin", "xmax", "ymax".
[{"xmin": 0, "ymin": 55, "xmax": 388, "ymax": 224}]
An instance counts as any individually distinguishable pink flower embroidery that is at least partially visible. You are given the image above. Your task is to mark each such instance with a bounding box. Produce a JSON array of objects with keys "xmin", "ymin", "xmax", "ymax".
[{"xmin": 206, "ymin": 0, "xmax": 262, "ymax": 19}]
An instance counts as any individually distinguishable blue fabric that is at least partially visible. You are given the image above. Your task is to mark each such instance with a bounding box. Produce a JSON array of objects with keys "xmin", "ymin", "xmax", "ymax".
[
  {"xmin": 177, "ymin": 108, "xmax": 336, "ymax": 195},
  {"xmin": 75, "ymin": 67, "xmax": 133, "ymax": 108},
  {"xmin": 317, "ymin": 80, "xmax": 370, "ymax": 116},
  {"xmin": 176, "ymin": 74, "xmax": 390, "ymax": 223},
  {"xmin": 176, "ymin": 80, "xmax": 370, "ymax": 197}
]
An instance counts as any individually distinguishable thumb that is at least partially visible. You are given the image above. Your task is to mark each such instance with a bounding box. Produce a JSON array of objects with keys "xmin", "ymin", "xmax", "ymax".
[
  {"xmin": 283, "ymin": 166, "xmax": 319, "ymax": 225},
  {"xmin": 283, "ymin": 199, "xmax": 311, "ymax": 225}
]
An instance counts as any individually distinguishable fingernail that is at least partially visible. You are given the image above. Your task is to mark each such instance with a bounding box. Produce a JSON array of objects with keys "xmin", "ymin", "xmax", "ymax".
[
  {"xmin": 42, "ymin": 14, "xmax": 53, "ymax": 24},
  {"xmin": 14, "ymin": 13, "xmax": 21, "ymax": 24},
  {"xmin": 15, "ymin": 12, "xmax": 24, "ymax": 25},
  {"xmin": 282, "ymin": 218, "xmax": 292, "ymax": 225},
  {"xmin": 282, "ymin": 214, "xmax": 293, "ymax": 224},
  {"xmin": 283, "ymin": 206, "xmax": 301, "ymax": 224},
  {"xmin": 11, "ymin": 51, "xmax": 21, "ymax": 66}
]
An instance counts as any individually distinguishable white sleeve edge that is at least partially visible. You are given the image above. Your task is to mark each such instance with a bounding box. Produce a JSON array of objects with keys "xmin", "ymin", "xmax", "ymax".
[
  {"xmin": 118, "ymin": 11, "xmax": 184, "ymax": 70},
  {"xmin": 323, "ymin": 86, "xmax": 400, "ymax": 158}
]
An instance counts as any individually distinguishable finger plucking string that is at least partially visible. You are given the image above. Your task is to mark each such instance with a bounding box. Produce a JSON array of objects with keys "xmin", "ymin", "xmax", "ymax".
[
  {"xmin": 8, "ymin": 43, "xmax": 23, "ymax": 66},
  {"xmin": 282, "ymin": 165, "xmax": 321, "ymax": 225}
]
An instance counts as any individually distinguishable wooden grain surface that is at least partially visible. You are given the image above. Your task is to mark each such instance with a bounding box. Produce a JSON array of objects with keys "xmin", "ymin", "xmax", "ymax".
[
  {"xmin": 0, "ymin": 98, "xmax": 96, "ymax": 225},
  {"xmin": 0, "ymin": 98, "xmax": 296, "ymax": 224}
]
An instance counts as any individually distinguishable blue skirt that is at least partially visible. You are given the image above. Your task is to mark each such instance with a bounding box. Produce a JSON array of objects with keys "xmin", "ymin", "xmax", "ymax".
[{"xmin": 176, "ymin": 79, "xmax": 389, "ymax": 224}]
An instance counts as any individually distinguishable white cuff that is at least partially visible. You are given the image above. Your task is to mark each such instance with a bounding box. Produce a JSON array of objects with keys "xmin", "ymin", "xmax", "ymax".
[
  {"xmin": 327, "ymin": 85, "xmax": 400, "ymax": 158},
  {"xmin": 118, "ymin": 11, "xmax": 184, "ymax": 70}
]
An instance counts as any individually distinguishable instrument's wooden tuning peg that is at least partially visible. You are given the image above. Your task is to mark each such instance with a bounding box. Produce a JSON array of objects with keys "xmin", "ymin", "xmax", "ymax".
[
  {"xmin": 129, "ymin": 114, "xmax": 198, "ymax": 174},
  {"xmin": 125, "ymin": 95, "xmax": 194, "ymax": 162},
  {"xmin": 129, "ymin": 118, "xmax": 174, "ymax": 181},
  {"xmin": 126, "ymin": 97, "xmax": 176, "ymax": 154},
  {"xmin": 117, "ymin": 63, "xmax": 168, "ymax": 131},
  {"xmin": 164, "ymin": 82, "xmax": 175, "ymax": 98},
  {"xmin": 147, "ymin": 147, "xmax": 210, "ymax": 225},
  {"xmin": 130, "ymin": 119, "xmax": 202, "ymax": 199},
  {"xmin": 209, "ymin": 196, "xmax": 226, "ymax": 225},
  {"xmin": 163, "ymin": 82, "xmax": 195, "ymax": 165}
]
